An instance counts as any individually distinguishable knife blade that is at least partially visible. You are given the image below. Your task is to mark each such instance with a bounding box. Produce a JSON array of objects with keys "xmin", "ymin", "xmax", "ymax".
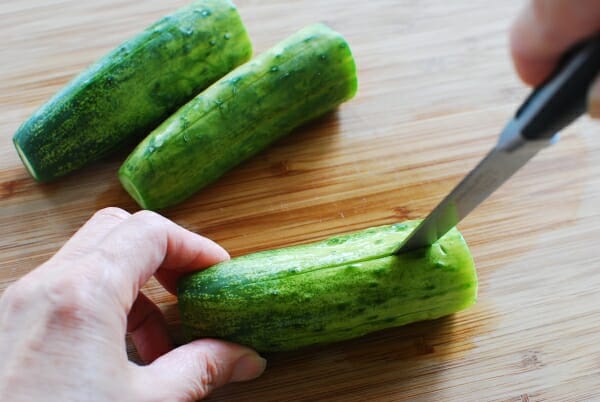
[{"xmin": 395, "ymin": 35, "xmax": 600, "ymax": 254}]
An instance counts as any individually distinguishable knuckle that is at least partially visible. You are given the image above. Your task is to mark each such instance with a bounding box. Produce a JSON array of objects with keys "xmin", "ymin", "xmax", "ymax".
[
  {"xmin": 43, "ymin": 274, "xmax": 96, "ymax": 323},
  {"xmin": 195, "ymin": 353, "xmax": 224, "ymax": 397},
  {"xmin": 131, "ymin": 209, "xmax": 163, "ymax": 224},
  {"xmin": 92, "ymin": 207, "xmax": 131, "ymax": 223},
  {"xmin": 131, "ymin": 210, "xmax": 165, "ymax": 234},
  {"xmin": 130, "ymin": 210, "xmax": 169, "ymax": 248}
]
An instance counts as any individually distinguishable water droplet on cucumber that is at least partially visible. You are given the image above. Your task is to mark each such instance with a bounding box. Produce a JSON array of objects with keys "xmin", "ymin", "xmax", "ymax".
[{"xmin": 180, "ymin": 27, "xmax": 194, "ymax": 36}]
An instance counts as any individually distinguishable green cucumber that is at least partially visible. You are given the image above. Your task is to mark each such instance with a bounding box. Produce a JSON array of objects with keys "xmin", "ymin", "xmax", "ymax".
[
  {"xmin": 118, "ymin": 23, "xmax": 358, "ymax": 210},
  {"xmin": 13, "ymin": 0, "xmax": 252, "ymax": 182},
  {"xmin": 178, "ymin": 221, "xmax": 478, "ymax": 352}
]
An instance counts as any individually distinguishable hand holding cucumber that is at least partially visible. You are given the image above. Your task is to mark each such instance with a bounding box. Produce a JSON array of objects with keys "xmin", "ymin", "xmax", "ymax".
[
  {"xmin": 0, "ymin": 208, "xmax": 266, "ymax": 401},
  {"xmin": 3, "ymin": 0, "xmax": 600, "ymax": 400}
]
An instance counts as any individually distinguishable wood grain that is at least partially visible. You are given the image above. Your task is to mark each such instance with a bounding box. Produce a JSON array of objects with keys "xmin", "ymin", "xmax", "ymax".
[{"xmin": 2, "ymin": 1, "xmax": 600, "ymax": 401}]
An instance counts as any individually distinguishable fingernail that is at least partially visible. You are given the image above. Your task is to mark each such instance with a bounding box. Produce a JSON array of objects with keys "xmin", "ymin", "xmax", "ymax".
[
  {"xmin": 231, "ymin": 353, "xmax": 267, "ymax": 382},
  {"xmin": 588, "ymin": 75, "xmax": 600, "ymax": 119}
]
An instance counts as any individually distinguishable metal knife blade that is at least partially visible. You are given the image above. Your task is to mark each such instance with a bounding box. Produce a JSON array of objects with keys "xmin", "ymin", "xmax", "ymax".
[{"xmin": 394, "ymin": 123, "xmax": 556, "ymax": 254}]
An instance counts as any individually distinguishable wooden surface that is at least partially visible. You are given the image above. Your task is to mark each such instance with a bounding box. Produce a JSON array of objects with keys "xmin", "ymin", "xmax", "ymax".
[{"xmin": 2, "ymin": 1, "xmax": 600, "ymax": 400}]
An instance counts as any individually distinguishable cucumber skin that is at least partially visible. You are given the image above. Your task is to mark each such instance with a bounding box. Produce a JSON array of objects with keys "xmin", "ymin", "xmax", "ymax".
[
  {"xmin": 178, "ymin": 221, "xmax": 478, "ymax": 352},
  {"xmin": 12, "ymin": 0, "xmax": 252, "ymax": 182},
  {"xmin": 118, "ymin": 23, "xmax": 358, "ymax": 210}
]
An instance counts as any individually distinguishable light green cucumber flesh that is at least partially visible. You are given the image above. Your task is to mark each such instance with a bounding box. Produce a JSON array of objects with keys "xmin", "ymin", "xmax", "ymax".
[
  {"xmin": 12, "ymin": 0, "xmax": 252, "ymax": 182},
  {"xmin": 118, "ymin": 23, "xmax": 358, "ymax": 210},
  {"xmin": 178, "ymin": 221, "xmax": 478, "ymax": 352}
]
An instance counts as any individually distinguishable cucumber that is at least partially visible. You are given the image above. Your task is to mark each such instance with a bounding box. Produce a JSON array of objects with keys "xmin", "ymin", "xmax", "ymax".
[
  {"xmin": 178, "ymin": 221, "xmax": 478, "ymax": 352},
  {"xmin": 13, "ymin": 0, "xmax": 252, "ymax": 182},
  {"xmin": 118, "ymin": 23, "xmax": 358, "ymax": 210}
]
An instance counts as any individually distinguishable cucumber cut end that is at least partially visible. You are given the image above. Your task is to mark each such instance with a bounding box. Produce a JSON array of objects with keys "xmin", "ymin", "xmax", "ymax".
[
  {"xmin": 119, "ymin": 174, "xmax": 149, "ymax": 210},
  {"xmin": 14, "ymin": 140, "xmax": 41, "ymax": 181}
]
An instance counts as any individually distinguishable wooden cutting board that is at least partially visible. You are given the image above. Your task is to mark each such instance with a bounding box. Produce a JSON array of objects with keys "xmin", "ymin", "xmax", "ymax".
[{"xmin": 2, "ymin": 1, "xmax": 600, "ymax": 400}]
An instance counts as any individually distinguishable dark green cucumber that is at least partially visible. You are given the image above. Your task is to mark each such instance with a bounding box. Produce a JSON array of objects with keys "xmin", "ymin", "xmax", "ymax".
[
  {"xmin": 13, "ymin": 0, "xmax": 252, "ymax": 182},
  {"xmin": 118, "ymin": 23, "xmax": 358, "ymax": 210},
  {"xmin": 178, "ymin": 221, "xmax": 478, "ymax": 352}
]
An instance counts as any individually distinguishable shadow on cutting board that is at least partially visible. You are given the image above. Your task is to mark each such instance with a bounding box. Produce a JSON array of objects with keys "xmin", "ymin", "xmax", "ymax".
[
  {"xmin": 205, "ymin": 307, "xmax": 491, "ymax": 402},
  {"xmin": 128, "ymin": 301, "xmax": 496, "ymax": 402}
]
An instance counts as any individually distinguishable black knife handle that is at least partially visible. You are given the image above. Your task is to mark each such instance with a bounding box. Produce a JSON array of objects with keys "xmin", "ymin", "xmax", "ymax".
[{"xmin": 515, "ymin": 35, "xmax": 600, "ymax": 140}]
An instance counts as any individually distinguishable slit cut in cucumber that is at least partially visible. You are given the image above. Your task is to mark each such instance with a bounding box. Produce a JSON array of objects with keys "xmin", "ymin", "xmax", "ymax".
[{"xmin": 178, "ymin": 221, "xmax": 478, "ymax": 352}]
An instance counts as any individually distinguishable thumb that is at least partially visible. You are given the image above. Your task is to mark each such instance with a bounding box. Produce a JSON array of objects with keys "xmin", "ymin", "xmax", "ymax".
[
  {"xmin": 588, "ymin": 74, "xmax": 600, "ymax": 119},
  {"xmin": 135, "ymin": 339, "xmax": 266, "ymax": 401}
]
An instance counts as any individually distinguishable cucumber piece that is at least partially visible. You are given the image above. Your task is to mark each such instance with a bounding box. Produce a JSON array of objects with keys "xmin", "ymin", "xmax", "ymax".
[
  {"xmin": 13, "ymin": 0, "xmax": 252, "ymax": 182},
  {"xmin": 178, "ymin": 221, "xmax": 478, "ymax": 352},
  {"xmin": 118, "ymin": 23, "xmax": 358, "ymax": 210}
]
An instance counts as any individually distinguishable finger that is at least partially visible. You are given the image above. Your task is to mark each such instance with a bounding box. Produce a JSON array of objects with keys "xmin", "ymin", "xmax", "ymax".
[
  {"xmin": 51, "ymin": 207, "xmax": 131, "ymax": 264},
  {"xmin": 154, "ymin": 259, "xmax": 224, "ymax": 294},
  {"xmin": 128, "ymin": 292, "xmax": 173, "ymax": 364},
  {"xmin": 84, "ymin": 210, "xmax": 229, "ymax": 309},
  {"xmin": 135, "ymin": 339, "xmax": 266, "ymax": 401},
  {"xmin": 510, "ymin": 0, "xmax": 600, "ymax": 85}
]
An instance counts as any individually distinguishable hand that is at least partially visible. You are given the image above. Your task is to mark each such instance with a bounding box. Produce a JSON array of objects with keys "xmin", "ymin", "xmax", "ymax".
[
  {"xmin": 0, "ymin": 208, "xmax": 266, "ymax": 401},
  {"xmin": 510, "ymin": 0, "xmax": 600, "ymax": 117}
]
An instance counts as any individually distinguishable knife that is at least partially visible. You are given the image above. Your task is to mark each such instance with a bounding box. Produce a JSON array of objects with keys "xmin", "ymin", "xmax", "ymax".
[{"xmin": 395, "ymin": 36, "xmax": 600, "ymax": 254}]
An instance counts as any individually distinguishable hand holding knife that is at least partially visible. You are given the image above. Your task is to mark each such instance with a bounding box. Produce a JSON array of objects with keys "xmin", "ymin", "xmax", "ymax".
[{"xmin": 395, "ymin": 36, "xmax": 600, "ymax": 254}]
